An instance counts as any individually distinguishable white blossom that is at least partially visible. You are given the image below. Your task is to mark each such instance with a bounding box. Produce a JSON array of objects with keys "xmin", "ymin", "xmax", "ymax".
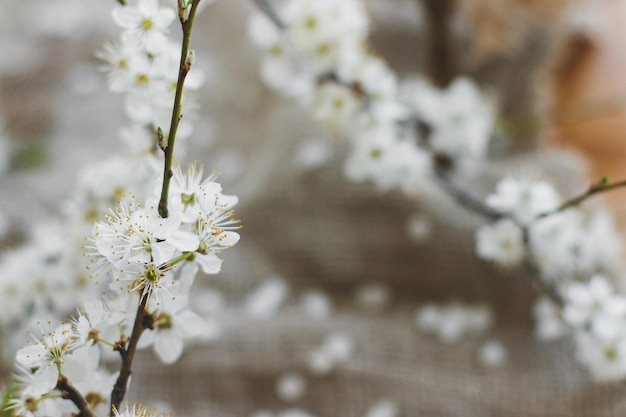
[
  {"xmin": 532, "ymin": 296, "xmax": 566, "ymax": 342},
  {"xmin": 475, "ymin": 218, "xmax": 524, "ymax": 267},
  {"xmin": 112, "ymin": 0, "xmax": 176, "ymax": 54},
  {"xmin": 562, "ymin": 276, "xmax": 626, "ymax": 340},
  {"xmin": 486, "ymin": 177, "xmax": 561, "ymax": 224}
]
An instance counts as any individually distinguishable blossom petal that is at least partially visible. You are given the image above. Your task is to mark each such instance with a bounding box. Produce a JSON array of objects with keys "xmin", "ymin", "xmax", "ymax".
[
  {"xmin": 197, "ymin": 252, "xmax": 222, "ymax": 274},
  {"xmin": 154, "ymin": 332, "xmax": 184, "ymax": 364}
]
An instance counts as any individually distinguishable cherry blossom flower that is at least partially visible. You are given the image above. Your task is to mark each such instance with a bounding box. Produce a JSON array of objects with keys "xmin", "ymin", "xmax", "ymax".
[
  {"xmin": 112, "ymin": 0, "xmax": 176, "ymax": 54},
  {"xmin": 475, "ymin": 218, "xmax": 524, "ymax": 267}
]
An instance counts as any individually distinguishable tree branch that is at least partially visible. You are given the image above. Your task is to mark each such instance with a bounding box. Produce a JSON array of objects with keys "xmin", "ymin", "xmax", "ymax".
[
  {"xmin": 158, "ymin": 0, "xmax": 202, "ymax": 218},
  {"xmin": 57, "ymin": 375, "xmax": 95, "ymax": 417},
  {"xmin": 534, "ymin": 177, "xmax": 626, "ymax": 221},
  {"xmin": 432, "ymin": 165, "xmax": 504, "ymax": 221},
  {"xmin": 109, "ymin": 297, "xmax": 149, "ymax": 417}
]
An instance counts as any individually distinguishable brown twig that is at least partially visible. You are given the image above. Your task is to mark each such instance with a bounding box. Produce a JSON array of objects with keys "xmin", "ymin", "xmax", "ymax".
[
  {"xmin": 519, "ymin": 226, "xmax": 564, "ymax": 307},
  {"xmin": 57, "ymin": 375, "xmax": 95, "ymax": 417},
  {"xmin": 534, "ymin": 177, "xmax": 626, "ymax": 221},
  {"xmin": 433, "ymin": 165, "xmax": 505, "ymax": 221},
  {"xmin": 109, "ymin": 297, "xmax": 150, "ymax": 416}
]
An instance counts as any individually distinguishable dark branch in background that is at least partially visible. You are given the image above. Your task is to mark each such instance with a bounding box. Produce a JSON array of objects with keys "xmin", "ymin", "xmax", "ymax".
[
  {"xmin": 421, "ymin": 0, "xmax": 456, "ymax": 87},
  {"xmin": 158, "ymin": 0, "xmax": 202, "ymax": 218},
  {"xmin": 534, "ymin": 177, "xmax": 626, "ymax": 221},
  {"xmin": 252, "ymin": 0, "xmax": 286, "ymax": 30},
  {"xmin": 433, "ymin": 166, "xmax": 504, "ymax": 221},
  {"xmin": 116, "ymin": 0, "xmax": 126, "ymax": 5},
  {"xmin": 520, "ymin": 227, "xmax": 565, "ymax": 307},
  {"xmin": 57, "ymin": 376, "xmax": 95, "ymax": 417}
]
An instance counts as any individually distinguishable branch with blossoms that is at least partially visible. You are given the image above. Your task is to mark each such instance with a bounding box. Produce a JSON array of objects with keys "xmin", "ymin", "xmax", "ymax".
[
  {"xmin": 248, "ymin": 0, "xmax": 626, "ymax": 381},
  {"xmin": 3, "ymin": 1, "xmax": 241, "ymax": 416}
]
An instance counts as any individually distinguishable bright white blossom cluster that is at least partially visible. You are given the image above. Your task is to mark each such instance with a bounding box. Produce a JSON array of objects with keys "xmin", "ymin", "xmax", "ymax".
[
  {"xmin": 0, "ymin": 0, "xmax": 208, "ymax": 357},
  {"xmin": 415, "ymin": 301, "xmax": 494, "ymax": 344},
  {"xmin": 476, "ymin": 176, "xmax": 625, "ymax": 380},
  {"xmin": 248, "ymin": 0, "xmax": 495, "ymax": 197},
  {"xmin": 3, "ymin": 0, "xmax": 242, "ymax": 416},
  {"xmin": 99, "ymin": 0, "xmax": 203, "ymax": 137},
  {"xmin": 247, "ymin": 0, "xmax": 626, "ymax": 383},
  {"xmin": 475, "ymin": 177, "xmax": 621, "ymax": 281}
]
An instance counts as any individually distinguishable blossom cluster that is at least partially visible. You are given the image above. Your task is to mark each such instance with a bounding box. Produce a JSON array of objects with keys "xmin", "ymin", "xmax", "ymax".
[
  {"xmin": 99, "ymin": 0, "xmax": 203, "ymax": 139},
  {"xmin": 247, "ymin": 0, "xmax": 626, "ymax": 383},
  {"xmin": 248, "ymin": 0, "xmax": 495, "ymax": 196},
  {"xmin": 6, "ymin": 169, "xmax": 239, "ymax": 417},
  {"xmin": 3, "ymin": 1, "xmax": 241, "ymax": 416},
  {"xmin": 476, "ymin": 176, "xmax": 625, "ymax": 380},
  {"xmin": 0, "ymin": 0, "xmax": 212, "ymax": 347}
]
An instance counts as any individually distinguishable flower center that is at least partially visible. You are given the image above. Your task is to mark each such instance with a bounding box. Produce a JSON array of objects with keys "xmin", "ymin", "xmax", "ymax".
[{"xmin": 141, "ymin": 18, "xmax": 154, "ymax": 31}]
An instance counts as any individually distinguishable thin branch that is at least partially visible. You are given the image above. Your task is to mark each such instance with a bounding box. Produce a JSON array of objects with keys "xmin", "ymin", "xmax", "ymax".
[
  {"xmin": 433, "ymin": 166, "xmax": 504, "ymax": 221},
  {"xmin": 158, "ymin": 0, "xmax": 202, "ymax": 218},
  {"xmin": 519, "ymin": 226, "xmax": 564, "ymax": 307},
  {"xmin": 57, "ymin": 376, "xmax": 95, "ymax": 417},
  {"xmin": 534, "ymin": 177, "xmax": 626, "ymax": 221},
  {"xmin": 252, "ymin": 0, "xmax": 286, "ymax": 30},
  {"xmin": 109, "ymin": 297, "xmax": 150, "ymax": 416},
  {"xmin": 433, "ymin": 165, "xmax": 569, "ymax": 306}
]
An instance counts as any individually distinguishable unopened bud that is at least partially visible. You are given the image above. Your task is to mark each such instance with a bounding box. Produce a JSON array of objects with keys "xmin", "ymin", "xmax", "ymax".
[
  {"xmin": 178, "ymin": 0, "xmax": 190, "ymax": 22},
  {"xmin": 157, "ymin": 126, "xmax": 167, "ymax": 151},
  {"xmin": 185, "ymin": 49, "xmax": 195, "ymax": 70}
]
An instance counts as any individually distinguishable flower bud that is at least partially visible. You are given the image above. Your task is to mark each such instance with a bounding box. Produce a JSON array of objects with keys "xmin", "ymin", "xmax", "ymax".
[{"xmin": 185, "ymin": 49, "xmax": 195, "ymax": 71}]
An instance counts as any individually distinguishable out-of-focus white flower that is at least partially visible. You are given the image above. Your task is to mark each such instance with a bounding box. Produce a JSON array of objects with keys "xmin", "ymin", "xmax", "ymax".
[
  {"xmin": 365, "ymin": 399, "xmax": 400, "ymax": 417},
  {"xmin": 529, "ymin": 210, "xmax": 623, "ymax": 282},
  {"xmin": 300, "ymin": 291, "xmax": 332, "ymax": 319},
  {"xmin": 344, "ymin": 126, "xmax": 431, "ymax": 195},
  {"xmin": 402, "ymin": 77, "xmax": 494, "ymax": 161},
  {"xmin": 306, "ymin": 332, "xmax": 354, "ymax": 376},
  {"xmin": 306, "ymin": 348, "xmax": 334, "ymax": 376},
  {"xmin": 562, "ymin": 276, "xmax": 626, "ymax": 340},
  {"xmin": 112, "ymin": 0, "xmax": 176, "ymax": 53},
  {"xmin": 244, "ymin": 278, "xmax": 289, "ymax": 320},
  {"xmin": 294, "ymin": 139, "xmax": 333, "ymax": 170},
  {"xmin": 475, "ymin": 218, "xmax": 524, "ymax": 267},
  {"xmin": 322, "ymin": 332, "xmax": 354, "ymax": 362},
  {"xmin": 278, "ymin": 410, "xmax": 317, "ymax": 417},
  {"xmin": 574, "ymin": 332, "xmax": 626, "ymax": 382},
  {"xmin": 406, "ymin": 213, "xmax": 432, "ymax": 243},
  {"xmin": 276, "ymin": 372, "xmax": 307, "ymax": 403},
  {"xmin": 415, "ymin": 301, "xmax": 494, "ymax": 344},
  {"xmin": 486, "ymin": 177, "xmax": 560, "ymax": 224},
  {"xmin": 532, "ymin": 296, "xmax": 566, "ymax": 342},
  {"xmin": 310, "ymin": 83, "xmax": 360, "ymax": 131},
  {"xmin": 355, "ymin": 282, "xmax": 391, "ymax": 312},
  {"xmin": 478, "ymin": 340, "xmax": 508, "ymax": 367}
]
